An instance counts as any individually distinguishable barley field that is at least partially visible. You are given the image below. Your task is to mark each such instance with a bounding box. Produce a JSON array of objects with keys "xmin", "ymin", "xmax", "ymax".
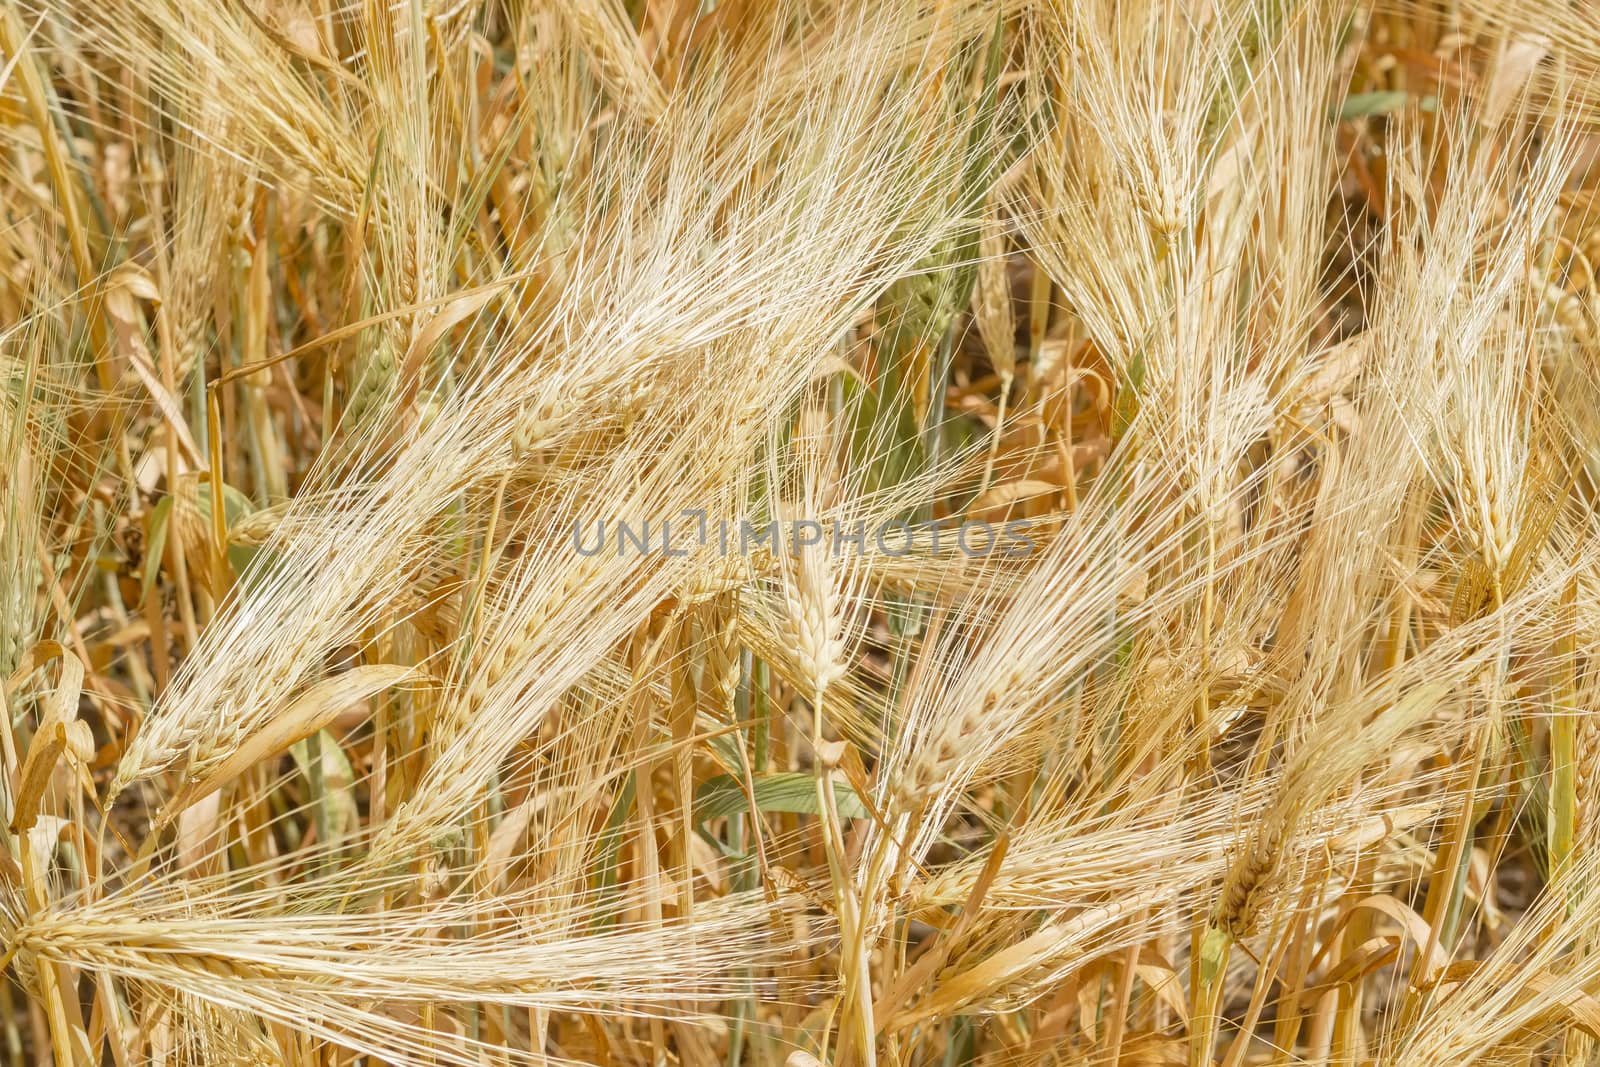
[{"xmin": 2, "ymin": 0, "xmax": 1600, "ymax": 1063}]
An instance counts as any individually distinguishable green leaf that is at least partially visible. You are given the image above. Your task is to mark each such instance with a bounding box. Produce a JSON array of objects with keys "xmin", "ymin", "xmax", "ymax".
[
  {"xmin": 191, "ymin": 478, "xmax": 263, "ymax": 579},
  {"xmin": 141, "ymin": 496, "xmax": 173, "ymax": 602},
  {"xmin": 1339, "ymin": 91, "xmax": 1425, "ymax": 121},
  {"xmin": 289, "ymin": 728, "xmax": 358, "ymax": 843},
  {"xmin": 1113, "ymin": 348, "xmax": 1147, "ymax": 441},
  {"xmin": 703, "ymin": 729, "xmax": 745, "ymax": 778},
  {"xmin": 191, "ymin": 478, "xmax": 257, "ymax": 527},
  {"xmin": 587, "ymin": 776, "xmax": 637, "ymax": 931},
  {"xmin": 695, "ymin": 772, "xmax": 867, "ymax": 823},
  {"xmin": 144, "ymin": 480, "xmax": 269, "ymax": 598},
  {"xmin": 1199, "ymin": 924, "xmax": 1232, "ymax": 985}
]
